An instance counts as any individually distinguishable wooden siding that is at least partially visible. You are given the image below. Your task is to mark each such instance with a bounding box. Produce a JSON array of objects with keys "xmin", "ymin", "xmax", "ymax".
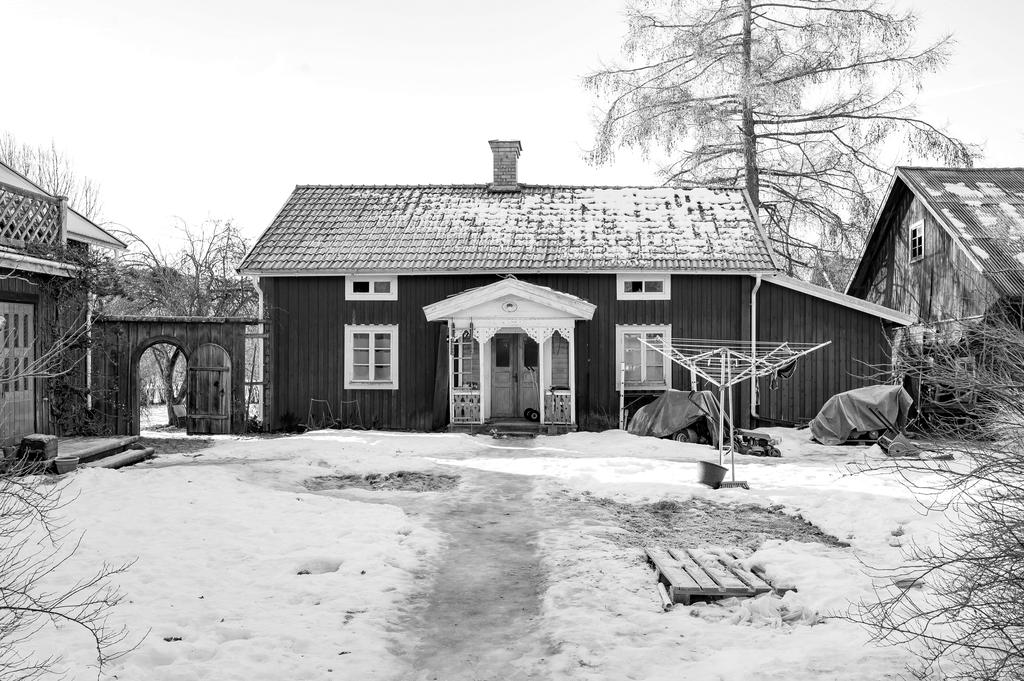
[
  {"xmin": 261, "ymin": 274, "xmax": 752, "ymax": 431},
  {"xmin": 91, "ymin": 319, "xmax": 250, "ymax": 436},
  {"xmin": 851, "ymin": 186, "xmax": 999, "ymax": 322},
  {"xmin": 756, "ymin": 281, "xmax": 894, "ymax": 424},
  {"xmin": 0, "ymin": 273, "xmax": 70, "ymax": 443},
  {"xmin": 262, "ymin": 273, "xmax": 896, "ymax": 431}
]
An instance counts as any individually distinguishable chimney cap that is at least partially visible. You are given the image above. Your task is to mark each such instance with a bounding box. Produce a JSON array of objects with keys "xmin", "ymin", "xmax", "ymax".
[{"xmin": 488, "ymin": 139, "xmax": 522, "ymax": 154}]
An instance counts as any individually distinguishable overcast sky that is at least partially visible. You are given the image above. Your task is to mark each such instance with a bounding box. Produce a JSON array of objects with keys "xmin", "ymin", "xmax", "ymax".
[{"xmin": 3, "ymin": 0, "xmax": 1023, "ymax": 246}]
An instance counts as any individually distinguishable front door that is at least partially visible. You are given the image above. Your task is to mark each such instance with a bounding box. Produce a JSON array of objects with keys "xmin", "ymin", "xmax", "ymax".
[{"xmin": 491, "ymin": 333, "xmax": 517, "ymax": 417}]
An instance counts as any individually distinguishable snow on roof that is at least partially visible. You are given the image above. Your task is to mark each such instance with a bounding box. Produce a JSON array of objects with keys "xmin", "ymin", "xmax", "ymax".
[
  {"xmin": 898, "ymin": 167, "xmax": 1024, "ymax": 296},
  {"xmin": 239, "ymin": 185, "xmax": 778, "ymax": 274}
]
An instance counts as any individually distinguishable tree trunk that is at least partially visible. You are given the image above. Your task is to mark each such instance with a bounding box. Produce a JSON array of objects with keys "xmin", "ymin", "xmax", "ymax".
[{"xmin": 740, "ymin": 0, "xmax": 759, "ymax": 209}]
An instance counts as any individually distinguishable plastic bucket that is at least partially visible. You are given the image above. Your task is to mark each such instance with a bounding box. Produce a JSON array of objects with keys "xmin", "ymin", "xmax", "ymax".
[{"xmin": 697, "ymin": 461, "xmax": 728, "ymax": 488}]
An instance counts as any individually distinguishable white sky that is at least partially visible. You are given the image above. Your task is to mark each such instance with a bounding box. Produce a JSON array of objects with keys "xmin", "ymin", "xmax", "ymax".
[{"xmin": 3, "ymin": 0, "xmax": 1023, "ymax": 246}]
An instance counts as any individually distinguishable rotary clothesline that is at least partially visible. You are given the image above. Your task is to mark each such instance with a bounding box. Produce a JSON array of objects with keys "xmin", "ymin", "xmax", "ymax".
[
  {"xmin": 635, "ymin": 337, "xmax": 831, "ymax": 486},
  {"xmin": 641, "ymin": 338, "xmax": 833, "ymax": 388}
]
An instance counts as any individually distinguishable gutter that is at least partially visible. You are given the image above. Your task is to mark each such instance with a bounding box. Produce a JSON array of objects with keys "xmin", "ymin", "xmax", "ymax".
[
  {"xmin": 0, "ymin": 250, "xmax": 78, "ymax": 277},
  {"xmin": 750, "ymin": 274, "xmax": 762, "ymax": 424}
]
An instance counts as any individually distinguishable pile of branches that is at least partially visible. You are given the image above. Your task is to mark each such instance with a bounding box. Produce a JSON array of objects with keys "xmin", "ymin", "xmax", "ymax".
[{"xmin": 854, "ymin": 313, "xmax": 1024, "ymax": 680}]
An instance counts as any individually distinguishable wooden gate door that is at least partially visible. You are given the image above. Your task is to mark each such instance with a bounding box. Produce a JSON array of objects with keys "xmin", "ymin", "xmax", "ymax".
[
  {"xmin": 490, "ymin": 333, "xmax": 517, "ymax": 418},
  {"xmin": 0, "ymin": 302, "xmax": 35, "ymax": 444},
  {"xmin": 187, "ymin": 343, "xmax": 231, "ymax": 434}
]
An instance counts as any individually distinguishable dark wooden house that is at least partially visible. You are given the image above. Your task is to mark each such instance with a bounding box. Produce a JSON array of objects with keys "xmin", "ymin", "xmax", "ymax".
[
  {"xmin": 240, "ymin": 140, "xmax": 912, "ymax": 432},
  {"xmin": 847, "ymin": 167, "xmax": 1024, "ymax": 324},
  {"xmin": 0, "ymin": 159, "xmax": 126, "ymax": 445}
]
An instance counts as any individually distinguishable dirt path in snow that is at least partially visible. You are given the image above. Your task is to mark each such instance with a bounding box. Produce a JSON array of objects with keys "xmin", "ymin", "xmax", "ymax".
[{"xmin": 403, "ymin": 468, "xmax": 553, "ymax": 681}]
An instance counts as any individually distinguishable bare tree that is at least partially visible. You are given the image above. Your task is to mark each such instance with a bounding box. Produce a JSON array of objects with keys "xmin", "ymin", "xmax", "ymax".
[
  {"xmin": 104, "ymin": 219, "xmax": 257, "ymax": 423},
  {"xmin": 0, "ymin": 312, "xmax": 133, "ymax": 680},
  {"xmin": 850, "ymin": 310, "xmax": 1024, "ymax": 680},
  {"xmin": 108, "ymin": 219, "xmax": 255, "ymax": 318},
  {"xmin": 0, "ymin": 133, "xmax": 103, "ymax": 222},
  {"xmin": 586, "ymin": 0, "xmax": 977, "ymax": 283}
]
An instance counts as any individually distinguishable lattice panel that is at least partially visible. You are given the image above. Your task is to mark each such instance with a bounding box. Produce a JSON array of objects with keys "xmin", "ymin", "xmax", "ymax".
[{"xmin": 0, "ymin": 182, "xmax": 63, "ymax": 247}]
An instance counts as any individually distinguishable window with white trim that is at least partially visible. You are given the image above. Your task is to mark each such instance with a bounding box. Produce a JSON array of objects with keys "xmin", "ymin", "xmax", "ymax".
[
  {"xmin": 346, "ymin": 275, "xmax": 398, "ymax": 301},
  {"xmin": 344, "ymin": 325, "xmax": 398, "ymax": 389},
  {"xmin": 452, "ymin": 333, "xmax": 480, "ymax": 389},
  {"xmin": 616, "ymin": 325, "xmax": 671, "ymax": 390},
  {"xmin": 616, "ymin": 274, "xmax": 671, "ymax": 300},
  {"xmin": 909, "ymin": 220, "xmax": 924, "ymax": 262}
]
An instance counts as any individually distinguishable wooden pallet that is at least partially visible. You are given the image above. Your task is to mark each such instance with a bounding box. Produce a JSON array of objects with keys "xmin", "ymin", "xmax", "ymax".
[{"xmin": 645, "ymin": 546, "xmax": 786, "ymax": 605}]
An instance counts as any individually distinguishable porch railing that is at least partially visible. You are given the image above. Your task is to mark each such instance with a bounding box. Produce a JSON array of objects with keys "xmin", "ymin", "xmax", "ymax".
[
  {"xmin": 544, "ymin": 389, "xmax": 572, "ymax": 425},
  {"xmin": 452, "ymin": 389, "xmax": 481, "ymax": 424},
  {"xmin": 0, "ymin": 181, "xmax": 66, "ymax": 249}
]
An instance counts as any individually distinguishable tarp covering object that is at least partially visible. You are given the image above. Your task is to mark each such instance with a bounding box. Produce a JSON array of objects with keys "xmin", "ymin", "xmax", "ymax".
[
  {"xmin": 627, "ymin": 389, "xmax": 722, "ymax": 444},
  {"xmin": 809, "ymin": 384, "xmax": 913, "ymax": 446}
]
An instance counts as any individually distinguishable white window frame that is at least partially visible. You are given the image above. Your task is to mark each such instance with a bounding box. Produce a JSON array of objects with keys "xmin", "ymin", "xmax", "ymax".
[
  {"xmin": 615, "ymin": 324, "xmax": 672, "ymax": 390},
  {"xmin": 908, "ymin": 220, "xmax": 925, "ymax": 263},
  {"xmin": 344, "ymin": 324, "xmax": 399, "ymax": 390},
  {"xmin": 616, "ymin": 274, "xmax": 671, "ymax": 300},
  {"xmin": 346, "ymin": 275, "xmax": 398, "ymax": 301}
]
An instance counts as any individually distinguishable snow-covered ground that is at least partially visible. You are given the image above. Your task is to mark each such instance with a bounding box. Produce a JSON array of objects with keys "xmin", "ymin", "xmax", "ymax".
[{"xmin": 30, "ymin": 427, "xmax": 944, "ymax": 679}]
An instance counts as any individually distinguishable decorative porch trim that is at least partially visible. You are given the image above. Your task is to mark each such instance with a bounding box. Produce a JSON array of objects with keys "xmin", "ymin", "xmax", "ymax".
[{"xmin": 423, "ymin": 277, "xmax": 596, "ymax": 321}]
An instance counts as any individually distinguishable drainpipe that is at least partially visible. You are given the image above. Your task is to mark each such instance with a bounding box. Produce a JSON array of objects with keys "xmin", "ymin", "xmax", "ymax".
[{"xmin": 750, "ymin": 274, "xmax": 762, "ymax": 425}]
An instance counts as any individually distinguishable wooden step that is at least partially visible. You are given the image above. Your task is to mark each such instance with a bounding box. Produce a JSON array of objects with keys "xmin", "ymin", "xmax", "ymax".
[
  {"xmin": 80, "ymin": 447, "xmax": 155, "ymax": 470},
  {"xmin": 59, "ymin": 436, "xmax": 141, "ymax": 464}
]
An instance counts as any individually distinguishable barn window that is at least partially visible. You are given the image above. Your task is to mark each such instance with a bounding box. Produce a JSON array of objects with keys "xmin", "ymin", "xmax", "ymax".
[
  {"xmin": 344, "ymin": 325, "xmax": 399, "ymax": 389},
  {"xmin": 616, "ymin": 274, "xmax": 671, "ymax": 300},
  {"xmin": 615, "ymin": 325, "xmax": 671, "ymax": 390},
  {"xmin": 345, "ymin": 275, "xmax": 398, "ymax": 301},
  {"xmin": 909, "ymin": 220, "xmax": 924, "ymax": 262}
]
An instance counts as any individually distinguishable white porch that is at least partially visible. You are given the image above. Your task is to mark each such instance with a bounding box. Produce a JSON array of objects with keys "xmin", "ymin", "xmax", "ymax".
[{"xmin": 422, "ymin": 279, "xmax": 596, "ymax": 429}]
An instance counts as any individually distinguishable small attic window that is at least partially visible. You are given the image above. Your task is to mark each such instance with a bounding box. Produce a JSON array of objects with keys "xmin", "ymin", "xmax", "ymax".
[
  {"xmin": 909, "ymin": 220, "xmax": 924, "ymax": 262},
  {"xmin": 617, "ymin": 274, "xmax": 670, "ymax": 300},
  {"xmin": 346, "ymin": 275, "xmax": 398, "ymax": 301}
]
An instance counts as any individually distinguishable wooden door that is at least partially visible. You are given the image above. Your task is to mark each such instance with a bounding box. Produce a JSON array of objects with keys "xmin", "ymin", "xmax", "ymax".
[
  {"xmin": 490, "ymin": 333, "xmax": 517, "ymax": 418},
  {"xmin": 187, "ymin": 343, "xmax": 231, "ymax": 434},
  {"xmin": 0, "ymin": 302, "xmax": 35, "ymax": 445}
]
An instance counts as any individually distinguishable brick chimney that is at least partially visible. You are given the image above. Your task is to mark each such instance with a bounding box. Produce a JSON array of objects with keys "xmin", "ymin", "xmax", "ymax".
[{"xmin": 488, "ymin": 140, "xmax": 522, "ymax": 192}]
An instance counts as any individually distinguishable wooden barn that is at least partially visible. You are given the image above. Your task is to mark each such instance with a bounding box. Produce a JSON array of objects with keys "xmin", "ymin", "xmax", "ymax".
[
  {"xmin": 847, "ymin": 167, "xmax": 1024, "ymax": 324},
  {"xmin": 239, "ymin": 140, "xmax": 912, "ymax": 432},
  {"xmin": 0, "ymin": 159, "xmax": 126, "ymax": 445}
]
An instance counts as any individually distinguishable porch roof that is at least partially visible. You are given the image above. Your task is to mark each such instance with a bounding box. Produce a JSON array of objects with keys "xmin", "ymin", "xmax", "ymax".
[{"xmin": 422, "ymin": 278, "xmax": 596, "ymax": 321}]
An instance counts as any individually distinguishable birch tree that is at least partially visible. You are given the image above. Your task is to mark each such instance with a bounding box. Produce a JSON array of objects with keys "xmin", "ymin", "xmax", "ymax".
[{"xmin": 587, "ymin": 0, "xmax": 976, "ymax": 284}]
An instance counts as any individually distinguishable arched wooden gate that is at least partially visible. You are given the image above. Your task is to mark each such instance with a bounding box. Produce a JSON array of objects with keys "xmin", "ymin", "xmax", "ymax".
[
  {"xmin": 91, "ymin": 316, "xmax": 260, "ymax": 436},
  {"xmin": 187, "ymin": 343, "xmax": 231, "ymax": 434}
]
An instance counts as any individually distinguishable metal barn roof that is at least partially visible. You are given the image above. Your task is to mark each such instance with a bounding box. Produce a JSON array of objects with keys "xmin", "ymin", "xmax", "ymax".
[
  {"xmin": 238, "ymin": 184, "xmax": 779, "ymax": 275},
  {"xmin": 897, "ymin": 167, "xmax": 1024, "ymax": 296}
]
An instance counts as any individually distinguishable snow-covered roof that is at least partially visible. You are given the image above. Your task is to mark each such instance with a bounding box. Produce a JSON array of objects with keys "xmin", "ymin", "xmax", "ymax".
[
  {"xmin": 239, "ymin": 185, "xmax": 779, "ymax": 274},
  {"xmin": 895, "ymin": 167, "xmax": 1024, "ymax": 296}
]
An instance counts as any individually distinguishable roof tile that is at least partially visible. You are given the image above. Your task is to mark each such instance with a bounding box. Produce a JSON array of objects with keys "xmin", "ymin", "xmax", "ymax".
[{"xmin": 239, "ymin": 184, "xmax": 776, "ymax": 274}]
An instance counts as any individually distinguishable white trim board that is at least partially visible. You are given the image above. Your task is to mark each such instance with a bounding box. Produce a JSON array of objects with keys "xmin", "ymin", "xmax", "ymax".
[
  {"xmin": 766, "ymin": 274, "xmax": 914, "ymax": 325},
  {"xmin": 423, "ymin": 278, "xmax": 596, "ymax": 321},
  {"xmin": 0, "ymin": 251, "xmax": 76, "ymax": 278}
]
